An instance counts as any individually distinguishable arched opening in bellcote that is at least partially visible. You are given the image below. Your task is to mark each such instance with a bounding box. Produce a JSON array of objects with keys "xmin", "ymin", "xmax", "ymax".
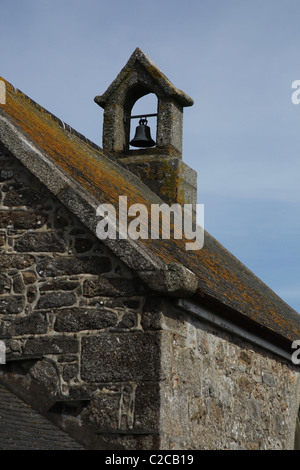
[{"xmin": 123, "ymin": 85, "xmax": 158, "ymax": 152}]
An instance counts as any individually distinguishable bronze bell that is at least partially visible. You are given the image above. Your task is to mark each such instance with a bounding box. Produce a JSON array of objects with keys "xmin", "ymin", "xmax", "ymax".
[{"xmin": 130, "ymin": 118, "xmax": 156, "ymax": 148}]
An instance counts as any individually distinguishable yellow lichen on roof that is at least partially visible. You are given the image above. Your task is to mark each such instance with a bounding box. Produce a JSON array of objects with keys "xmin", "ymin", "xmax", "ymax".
[{"xmin": 0, "ymin": 78, "xmax": 154, "ymax": 210}]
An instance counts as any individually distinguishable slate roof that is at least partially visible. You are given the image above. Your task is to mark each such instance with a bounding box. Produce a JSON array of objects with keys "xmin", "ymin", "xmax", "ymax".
[
  {"xmin": 0, "ymin": 75, "xmax": 299, "ymax": 348},
  {"xmin": 0, "ymin": 383, "xmax": 83, "ymax": 450}
]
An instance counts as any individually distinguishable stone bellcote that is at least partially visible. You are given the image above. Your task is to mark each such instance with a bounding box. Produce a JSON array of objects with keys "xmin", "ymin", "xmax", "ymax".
[
  {"xmin": 94, "ymin": 47, "xmax": 193, "ymax": 158},
  {"xmin": 94, "ymin": 48, "xmax": 197, "ymax": 206}
]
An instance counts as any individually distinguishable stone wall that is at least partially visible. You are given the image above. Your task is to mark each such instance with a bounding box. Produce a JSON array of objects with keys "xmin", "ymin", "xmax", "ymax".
[
  {"xmin": 157, "ymin": 305, "xmax": 300, "ymax": 450},
  {"xmin": 0, "ymin": 145, "xmax": 162, "ymax": 449}
]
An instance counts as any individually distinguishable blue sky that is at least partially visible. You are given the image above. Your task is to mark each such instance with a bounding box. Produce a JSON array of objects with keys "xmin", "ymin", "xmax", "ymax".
[{"xmin": 1, "ymin": 0, "xmax": 300, "ymax": 313}]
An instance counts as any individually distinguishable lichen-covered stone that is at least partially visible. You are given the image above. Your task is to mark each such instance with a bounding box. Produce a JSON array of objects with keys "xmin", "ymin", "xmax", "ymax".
[
  {"xmin": 82, "ymin": 277, "xmax": 142, "ymax": 298},
  {"xmin": 158, "ymin": 310, "xmax": 299, "ymax": 450},
  {"xmin": 23, "ymin": 336, "xmax": 78, "ymax": 357},
  {"xmin": 36, "ymin": 292, "xmax": 77, "ymax": 309},
  {"xmin": 0, "ymin": 254, "xmax": 35, "ymax": 270},
  {"xmin": 36, "ymin": 256, "xmax": 112, "ymax": 277},
  {"xmin": 0, "ymin": 295, "xmax": 25, "ymax": 314},
  {"xmin": 62, "ymin": 363, "xmax": 78, "ymax": 382},
  {"xmin": 0, "ymin": 210, "xmax": 46, "ymax": 229},
  {"xmin": 0, "ymin": 274, "xmax": 11, "ymax": 294},
  {"xmin": 22, "ymin": 271, "xmax": 37, "ymax": 285},
  {"xmin": 39, "ymin": 279, "xmax": 79, "ymax": 292},
  {"xmin": 4, "ymin": 313, "xmax": 48, "ymax": 336},
  {"xmin": 81, "ymin": 332, "xmax": 161, "ymax": 382},
  {"xmin": 29, "ymin": 358, "xmax": 60, "ymax": 397},
  {"xmin": 14, "ymin": 232, "xmax": 66, "ymax": 253},
  {"xmin": 54, "ymin": 307, "xmax": 118, "ymax": 332},
  {"xmin": 3, "ymin": 187, "xmax": 48, "ymax": 207},
  {"xmin": 12, "ymin": 273, "xmax": 25, "ymax": 293}
]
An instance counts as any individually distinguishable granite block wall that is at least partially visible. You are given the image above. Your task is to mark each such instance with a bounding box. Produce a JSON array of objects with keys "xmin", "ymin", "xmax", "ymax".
[
  {"xmin": 0, "ymin": 145, "xmax": 161, "ymax": 449},
  {"xmin": 157, "ymin": 306, "xmax": 300, "ymax": 450}
]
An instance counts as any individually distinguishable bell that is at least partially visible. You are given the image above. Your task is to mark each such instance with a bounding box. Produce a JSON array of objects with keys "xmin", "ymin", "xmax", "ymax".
[{"xmin": 130, "ymin": 118, "xmax": 156, "ymax": 148}]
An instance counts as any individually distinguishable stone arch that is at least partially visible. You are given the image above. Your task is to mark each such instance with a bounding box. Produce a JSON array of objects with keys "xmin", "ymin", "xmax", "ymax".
[{"xmin": 127, "ymin": 92, "xmax": 158, "ymax": 149}]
